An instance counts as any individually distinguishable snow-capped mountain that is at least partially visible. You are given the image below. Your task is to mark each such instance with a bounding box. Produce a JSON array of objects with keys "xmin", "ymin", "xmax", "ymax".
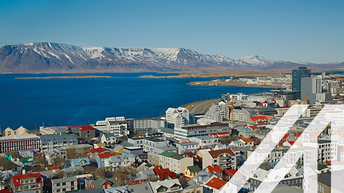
[
  {"xmin": 0, "ymin": 42, "xmax": 340, "ymax": 73},
  {"xmin": 236, "ymin": 55, "xmax": 274, "ymax": 67}
]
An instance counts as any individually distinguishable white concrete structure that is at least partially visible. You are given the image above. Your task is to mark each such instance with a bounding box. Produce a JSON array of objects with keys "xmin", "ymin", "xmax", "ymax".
[
  {"xmin": 166, "ymin": 107, "xmax": 189, "ymax": 129},
  {"xmin": 93, "ymin": 116, "xmax": 127, "ymax": 136}
]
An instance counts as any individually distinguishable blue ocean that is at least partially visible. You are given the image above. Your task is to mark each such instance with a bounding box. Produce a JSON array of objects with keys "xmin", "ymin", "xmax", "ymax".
[{"xmin": 0, "ymin": 73, "xmax": 271, "ymax": 130}]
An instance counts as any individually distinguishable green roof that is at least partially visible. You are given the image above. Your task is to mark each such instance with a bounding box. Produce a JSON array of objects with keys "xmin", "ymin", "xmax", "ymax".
[
  {"xmin": 160, "ymin": 151, "xmax": 176, "ymax": 157},
  {"xmin": 318, "ymin": 164, "xmax": 328, "ymax": 170},
  {"xmin": 20, "ymin": 157, "xmax": 33, "ymax": 164},
  {"xmin": 93, "ymin": 178, "xmax": 116, "ymax": 189},
  {"xmin": 187, "ymin": 165, "xmax": 201, "ymax": 173},
  {"xmin": 171, "ymin": 154, "xmax": 184, "ymax": 160}
]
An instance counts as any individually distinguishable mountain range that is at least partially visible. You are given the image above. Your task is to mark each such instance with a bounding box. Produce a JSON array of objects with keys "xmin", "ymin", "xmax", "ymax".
[{"xmin": 0, "ymin": 42, "xmax": 342, "ymax": 74}]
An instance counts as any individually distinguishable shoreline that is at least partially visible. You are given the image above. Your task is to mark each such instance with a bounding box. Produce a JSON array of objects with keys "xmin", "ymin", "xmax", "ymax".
[
  {"xmin": 181, "ymin": 92, "xmax": 265, "ymax": 113},
  {"xmin": 14, "ymin": 76, "xmax": 113, "ymax": 79},
  {"xmin": 187, "ymin": 80, "xmax": 282, "ymax": 88}
]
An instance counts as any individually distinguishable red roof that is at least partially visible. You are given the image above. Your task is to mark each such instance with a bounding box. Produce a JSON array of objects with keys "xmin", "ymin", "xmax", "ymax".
[
  {"xmin": 249, "ymin": 125, "xmax": 259, "ymax": 129},
  {"xmin": 206, "ymin": 165, "xmax": 222, "ymax": 174},
  {"xmin": 209, "ymin": 132, "xmax": 230, "ymax": 138},
  {"xmin": 0, "ymin": 189, "xmax": 12, "ymax": 193},
  {"xmin": 257, "ymin": 122, "xmax": 266, "ymax": 125},
  {"xmin": 97, "ymin": 152, "xmax": 112, "ymax": 159},
  {"xmin": 288, "ymin": 141, "xmax": 295, "ymax": 145},
  {"xmin": 186, "ymin": 152, "xmax": 196, "ymax": 157},
  {"xmin": 205, "ymin": 176, "xmax": 227, "ymax": 190},
  {"xmin": 12, "ymin": 173, "xmax": 42, "ymax": 187},
  {"xmin": 153, "ymin": 166, "xmax": 177, "ymax": 180},
  {"xmin": 250, "ymin": 115, "xmax": 268, "ymax": 121},
  {"xmin": 90, "ymin": 147, "xmax": 109, "ymax": 153},
  {"xmin": 80, "ymin": 125, "xmax": 95, "ymax": 131},
  {"xmin": 46, "ymin": 166, "xmax": 60, "ymax": 170}
]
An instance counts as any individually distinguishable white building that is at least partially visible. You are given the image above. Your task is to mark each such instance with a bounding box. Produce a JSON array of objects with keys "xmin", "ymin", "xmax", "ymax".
[
  {"xmin": 166, "ymin": 107, "xmax": 189, "ymax": 129},
  {"xmin": 93, "ymin": 116, "xmax": 127, "ymax": 136},
  {"xmin": 174, "ymin": 123, "xmax": 232, "ymax": 141},
  {"xmin": 202, "ymin": 148, "xmax": 237, "ymax": 170},
  {"xmin": 159, "ymin": 152, "xmax": 193, "ymax": 174},
  {"xmin": 52, "ymin": 177, "xmax": 78, "ymax": 193}
]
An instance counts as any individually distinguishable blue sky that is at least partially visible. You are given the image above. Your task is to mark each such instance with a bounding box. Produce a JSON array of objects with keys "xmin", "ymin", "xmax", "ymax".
[{"xmin": 0, "ymin": 0, "xmax": 343, "ymax": 62}]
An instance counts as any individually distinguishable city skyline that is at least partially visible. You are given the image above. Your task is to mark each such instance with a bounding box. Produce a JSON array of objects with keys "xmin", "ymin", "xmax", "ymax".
[{"xmin": 0, "ymin": 0, "xmax": 343, "ymax": 63}]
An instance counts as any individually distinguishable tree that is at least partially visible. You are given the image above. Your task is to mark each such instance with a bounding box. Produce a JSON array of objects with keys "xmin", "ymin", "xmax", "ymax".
[
  {"xmin": 0, "ymin": 157, "xmax": 14, "ymax": 170},
  {"xmin": 54, "ymin": 170, "xmax": 65, "ymax": 179},
  {"xmin": 66, "ymin": 148, "xmax": 77, "ymax": 159},
  {"xmin": 52, "ymin": 157, "xmax": 65, "ymax": 167},
  {"xmin": 121, "ymin": 131, "xmax": 127, "ymax": 141}
]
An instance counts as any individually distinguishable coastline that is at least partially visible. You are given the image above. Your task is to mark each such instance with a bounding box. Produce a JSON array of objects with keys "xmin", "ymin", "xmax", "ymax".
[
  {"xmin": 14, "ymin": 76, "xmax": 113, "ymax": 79},
  {"xmin": 187, "ymin": 80, "xmax": 282, "ymax": 89},
  {"xmin": 181, "ymin": 92, "xmax": 265, "ymax": 113}
]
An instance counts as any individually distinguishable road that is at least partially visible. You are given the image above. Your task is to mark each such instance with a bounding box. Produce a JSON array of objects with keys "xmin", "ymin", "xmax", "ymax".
[{"xmin": 189, "ymin": 98, "xmax": 220, "ymax": 114}]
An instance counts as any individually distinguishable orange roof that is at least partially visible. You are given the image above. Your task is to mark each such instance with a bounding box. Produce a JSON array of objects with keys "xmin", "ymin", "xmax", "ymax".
[
  {"xmin": 205, "ymin": 176, "xmax": 227, "ymax": 190},
  {"xmin": 256, "ymin": 114, "xmax": 274, "ymax": 120},
  {"xmin": 12, "ymin": 173, "xmax": 42, "ymax": 187},
  {"xmin": 208, "ymin": 148, "xmax": 235, "ymax": 158},
  {"xmin": 207, "ymin": 165, "xmax": 222, "ymax": 174},
  {"xmin": 249, "ymin": 125, "xmax": 259, "ymax": 129},
  {"xmin": 46, "ymin": 166, "xmax": 60, "ymax": 170},
  {"xmin": 242, "ymin": 138, "xmax": 254, "ymax": 143}
]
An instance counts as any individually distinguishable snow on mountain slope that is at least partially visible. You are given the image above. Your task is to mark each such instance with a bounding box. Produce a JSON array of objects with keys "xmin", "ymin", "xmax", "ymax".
[
  {"xmin": 5, "ymin": 42, "xmax": 321, "ymax": 73},
  {"xmin": 236, "ymin": 55, "xmax": 273, "ymax": 66}
]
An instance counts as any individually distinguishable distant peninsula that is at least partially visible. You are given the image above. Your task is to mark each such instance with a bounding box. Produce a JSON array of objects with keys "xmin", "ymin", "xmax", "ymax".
[{"xmin": 15, "ymin": 76, "xmax": 113, "ymax": 79}]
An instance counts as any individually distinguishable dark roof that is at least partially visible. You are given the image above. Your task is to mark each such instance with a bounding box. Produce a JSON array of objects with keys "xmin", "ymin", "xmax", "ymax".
[
  {"xmin": 40, "ymin": 134, "xmax": 77, "ymax": 143},
  {"xmin": 318, "ymin": 172, "xmax": 331, "ymax": 187}
]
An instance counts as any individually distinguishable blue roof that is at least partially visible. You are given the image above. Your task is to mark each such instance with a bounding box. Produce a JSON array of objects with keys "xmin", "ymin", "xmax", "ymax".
[
  {"xmin": 71, "ymin": 158, "xmax": 91, "ymax": 167},
  {"xmin": 121, "ymin": 154, "xmax": 136, "ymax": 159},
  {"xmin": 236, "ymin": 126, "xmax": 253, "ymax": 133},
  {"xmin": 104, "ymin": 133, "xmax": 116, "ymax": 139}
]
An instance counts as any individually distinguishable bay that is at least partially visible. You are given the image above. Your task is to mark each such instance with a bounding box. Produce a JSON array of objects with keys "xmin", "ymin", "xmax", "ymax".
[{"xmin": 0, "ymin": 72, "xmax": 271, "ymax": 130}]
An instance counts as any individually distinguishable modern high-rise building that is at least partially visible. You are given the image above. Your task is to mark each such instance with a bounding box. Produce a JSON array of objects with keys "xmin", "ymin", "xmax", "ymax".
[
  {"xmin": 301, "ymin": 77, "xmax": 331, "ymax": 104},
  {"xmin": 292, "ymin": 67, "xmax": 311, "ymax": 91}
]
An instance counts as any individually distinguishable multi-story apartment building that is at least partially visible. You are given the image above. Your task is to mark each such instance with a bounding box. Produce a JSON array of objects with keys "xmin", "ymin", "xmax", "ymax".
[
  {"xmin": 93, "ymin": 117, "xmax": 127, "ymax": 135},
  {"xmin": 148, "ymin": 146, "xmax": 178, "ymax": 166},
  {"xmin": 221, "ymin": 93, "xmax": 249, "ymax": 102},
  {"xmin": 175, "ymin": 141, "xmax": 199, "ymax": 154},
  {"xmin": 2, "ymin": 126, "xmax": 30, "ymax": 138},
  {"xmin": 51, "ymin": 177, "xmax": 78, "ymax": 193},
  {"xmin": 40, "ymin": 134, "xmax": 78, "ymax": 152},
  {"xmin": 318, "ymin": 139, "xmax": 331, "ymax": 163},
  {"xmin": 11, "ymin": 173, "xmax": 43, "ymax": 193},
  {"xmin": 202, "ymin": 148, "xmax": 237, "ymax": 170},
  {"xmin": 166, "ymin": 107, "xmax": 189, "ymax": 129},
  {"xmin": 188, "ymin": 136, "xmax": 219, "ymax": 148},
  {"xmin": 249, "ymin": 167, "xmax": 303, "ymax": 192},
  {"xmin": 127, "ymin": 118, "xmax": 166, "ymax": 136},
  {"xmin": 0, "ymin": 134, "xmax": 41, "ymax": 153},
  {"xmin": 174, "ymin": 123, "xmax": 231, "ymax": 141},
  {"xmin": 247, "ymin": 148, "xmax": 285, "ymax": 163},
  {"xmin": 159, "ymin": 152, "xmax": 193, "ymax": 174},
  {"xmin": 204, "ymin": 103, "xmax": 229, "ymax": 122}
]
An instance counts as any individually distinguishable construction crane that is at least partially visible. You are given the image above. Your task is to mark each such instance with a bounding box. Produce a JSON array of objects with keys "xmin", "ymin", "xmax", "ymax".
[
  {"xmin": 302, "ymin": 95, "xmax": 310, "ymax": 104},
  {"xmin": 226, "ymin": 96, "xmax": 237, "ymax": 124}
]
